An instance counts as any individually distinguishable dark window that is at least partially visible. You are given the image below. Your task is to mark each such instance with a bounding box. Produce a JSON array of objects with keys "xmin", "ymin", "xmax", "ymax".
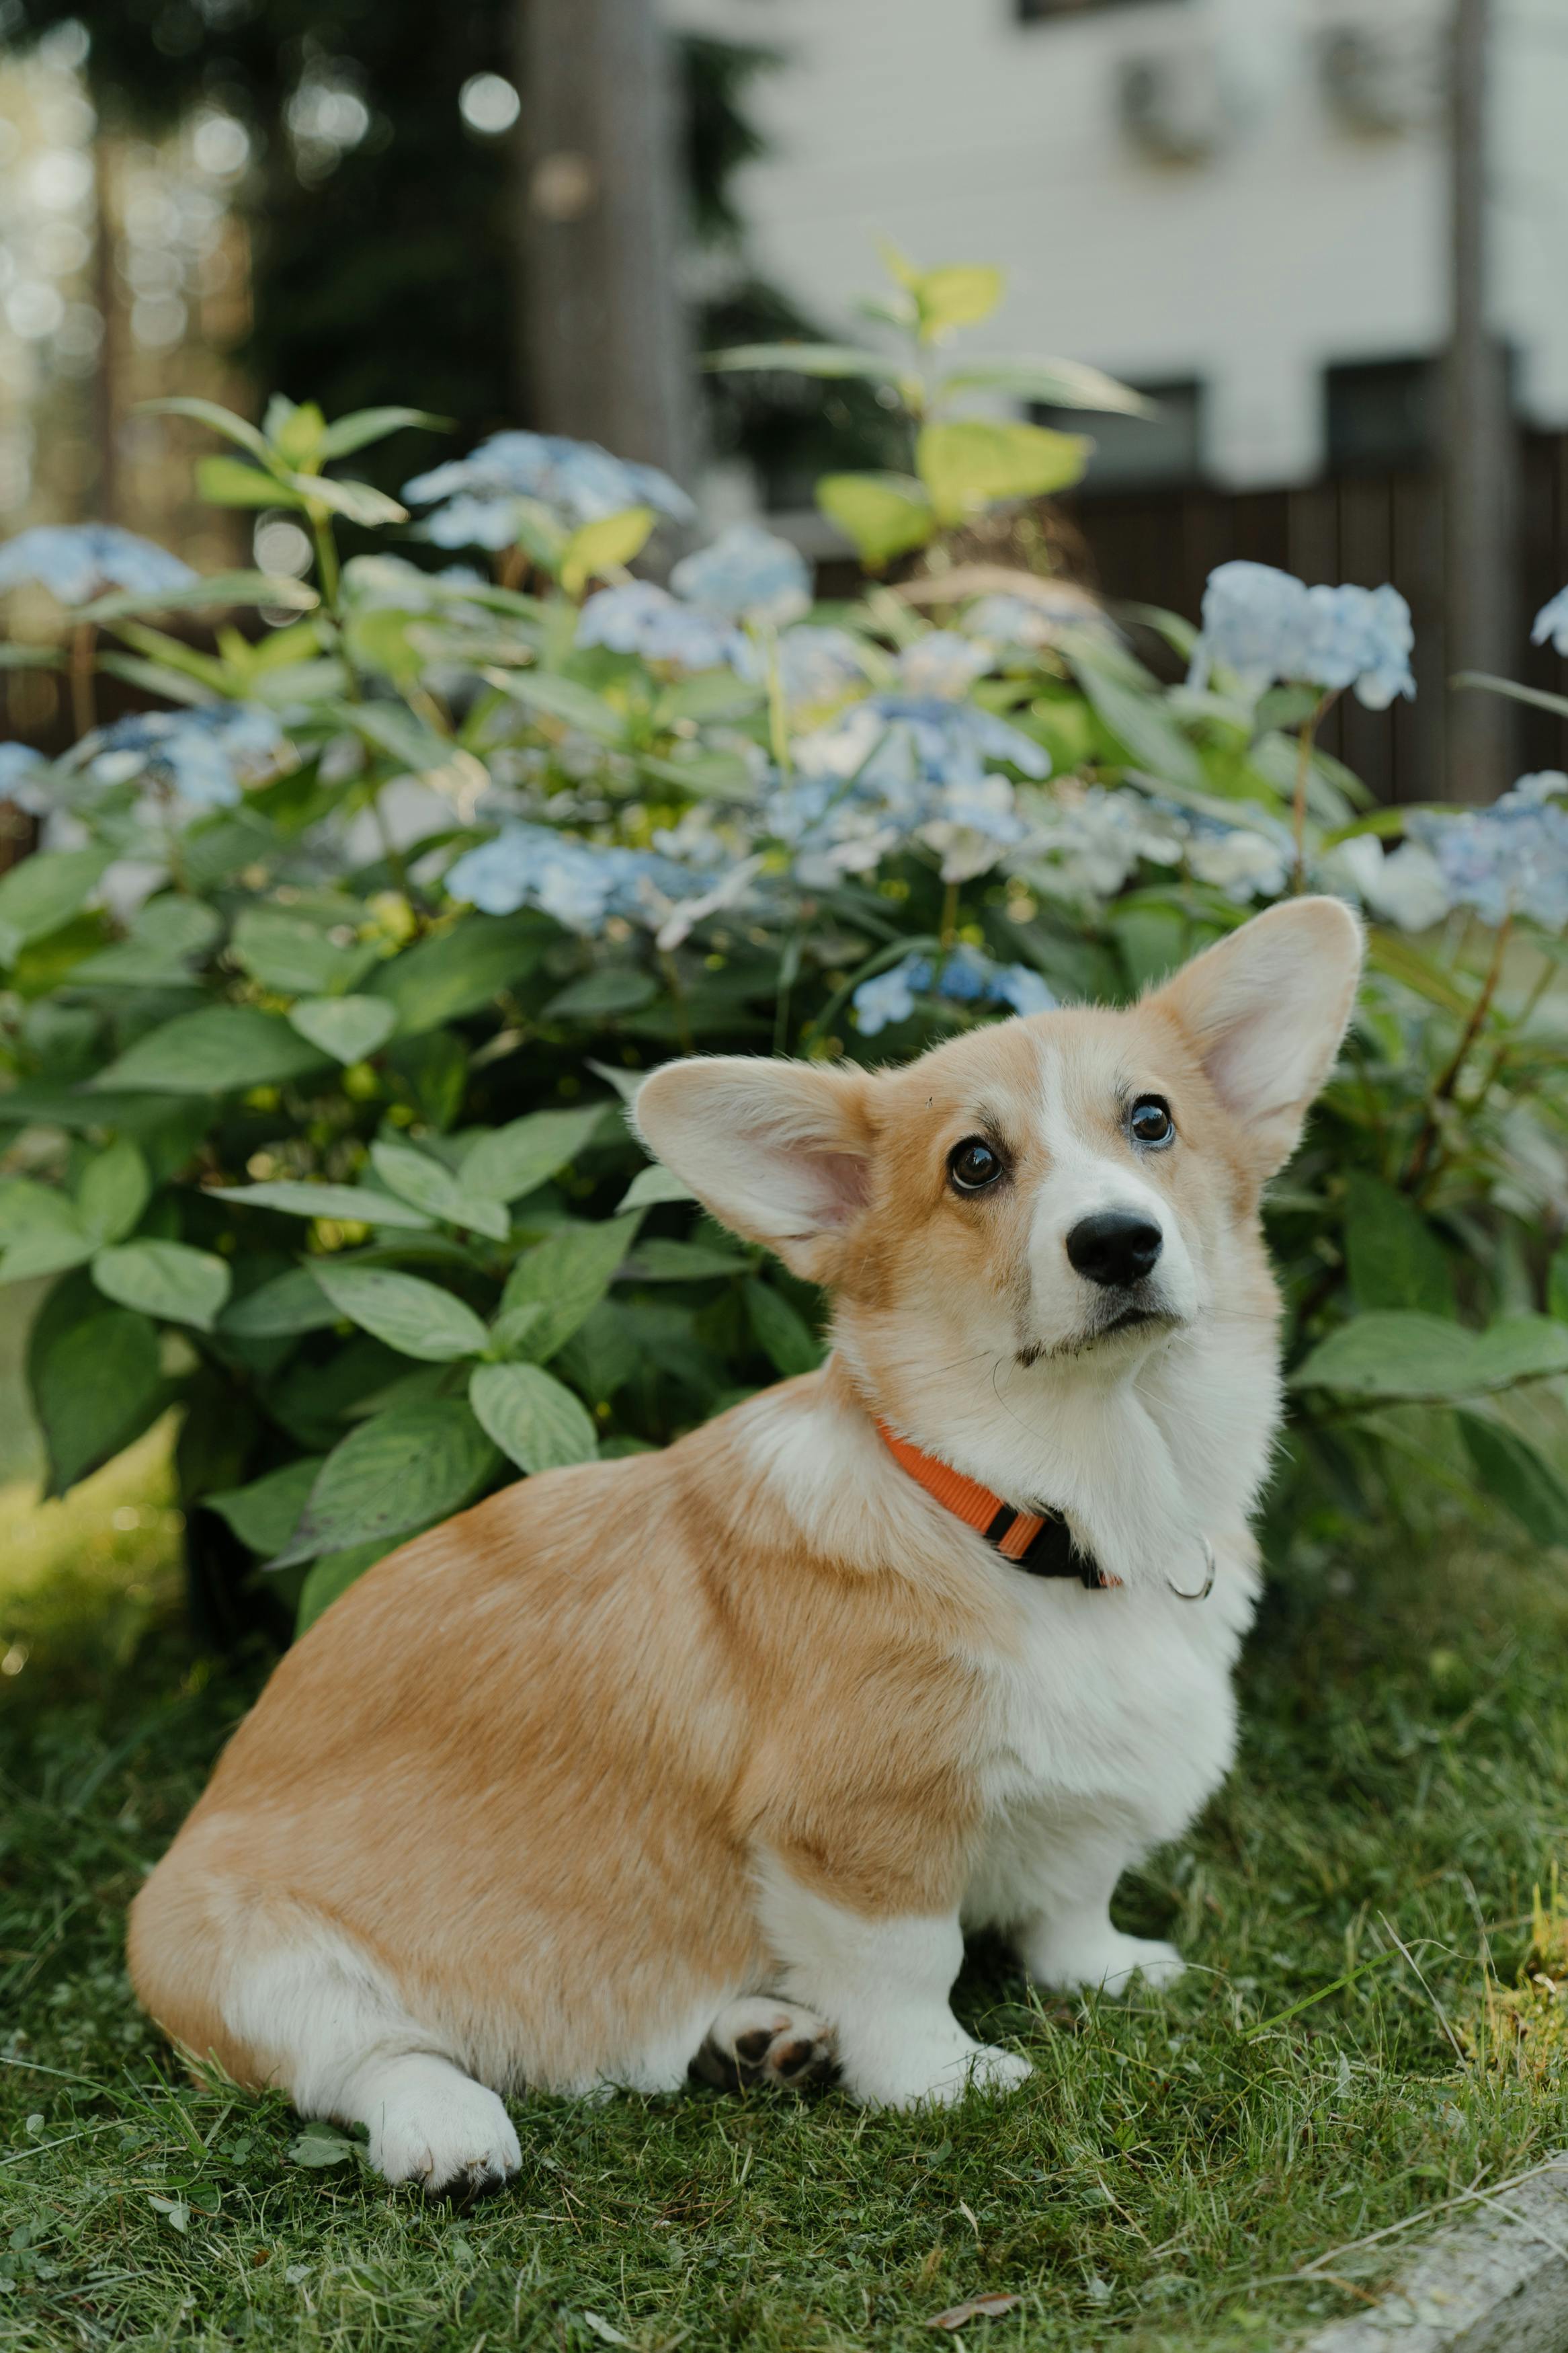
[
  {"xmin": 1034, "ymin": 381, "xmax": 1203, "ymax": 493},
  {"xmin": 1325, "ymin": 358, "xmax": 1439, "ymax": 472},
  {"xmin": 1018, "ymin": 1, "xmax": 1188, "ymax": 22}
]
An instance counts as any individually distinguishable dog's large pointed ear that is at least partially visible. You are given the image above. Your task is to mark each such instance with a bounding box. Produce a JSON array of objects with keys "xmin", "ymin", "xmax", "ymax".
[
  {"xmin": 1151, "ymin": 898, "xmax": 1364, "ymax": 1176},
  {"xmin": 633, "ymin": 1056, "xmax": 874, "ymax": 1282}
]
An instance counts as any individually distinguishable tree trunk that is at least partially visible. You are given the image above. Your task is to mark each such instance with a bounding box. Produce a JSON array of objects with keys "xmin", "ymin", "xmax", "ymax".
[
  {"xmin": 514, "ymin": 0, "xmax": 698, "ymax": 490},
  {"xmin": 1442, "ymin": 0, "xmax": 1515, "ymax": 802}
]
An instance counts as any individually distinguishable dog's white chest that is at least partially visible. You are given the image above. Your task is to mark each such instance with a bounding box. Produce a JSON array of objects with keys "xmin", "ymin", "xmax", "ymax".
[{"xmin": 960, "ymin": 1568, "xmax": 1251, "ymax": 1928}]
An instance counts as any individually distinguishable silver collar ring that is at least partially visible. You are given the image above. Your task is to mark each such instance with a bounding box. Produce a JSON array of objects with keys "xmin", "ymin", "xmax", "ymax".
[{"xmin": 1166, "ymin": 1536, "xmax": 1216, "ymax": 1604}]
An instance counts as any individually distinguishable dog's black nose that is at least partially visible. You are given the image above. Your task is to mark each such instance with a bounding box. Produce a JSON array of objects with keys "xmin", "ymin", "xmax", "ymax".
[{"xmin": 1065, "ymin": 1209, "xmax": 1163, "ymax": 1289}]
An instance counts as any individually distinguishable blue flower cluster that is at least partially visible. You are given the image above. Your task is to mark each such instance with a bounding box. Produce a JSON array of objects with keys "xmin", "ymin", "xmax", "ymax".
[
  {"xmin": 1194, "ymin": 561, "xmax": 1415, "ymax": 709},
  {"xmin": 403, "ymin": 432, "xmax": 693, "ymax": 550},
  {"xmin": 0, "ymin": 742, "xmax": 49, "ymax": 812},
  {"xmin": 1409, "ymin": 772, "xmax": 1568, "ymax": 931},
  {"xmin": 1532, "ymin": 587, "xmax": 1568, "ymax": 658},
  {"xmin": 444, "ymin": 822, "xmax": 711, "ymax": 936},
  {"xmin": 577, "ymin": 525, "xmax": 815, "ymax": 671},
  {"xmin": 0, "ymin": 524, "xmax": 197, "ymax": 607},
  {"xmin": 85, "ymin": 704, "xmax": 286, "ymax": 809},
  {"xmin": 854, "ymin": 945, "xmax": 1056, "ymax": 1037}
]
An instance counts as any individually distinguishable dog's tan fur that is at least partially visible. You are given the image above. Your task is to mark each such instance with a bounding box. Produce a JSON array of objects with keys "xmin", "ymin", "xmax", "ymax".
[{"xmin": 128, "ymin": 899, "xmax": 1362, "ymax": 2188}]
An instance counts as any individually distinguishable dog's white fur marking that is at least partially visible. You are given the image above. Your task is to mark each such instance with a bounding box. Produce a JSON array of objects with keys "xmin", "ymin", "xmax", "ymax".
[{"xmin": 755, "ymin": 1856, "xmax": 1031, "ymax": 2108}]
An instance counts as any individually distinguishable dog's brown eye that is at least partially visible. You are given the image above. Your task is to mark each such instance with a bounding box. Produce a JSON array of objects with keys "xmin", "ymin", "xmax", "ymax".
[
  {"xmin": 1129, "ymin": 1096, "xmax": 1174, "ymax": 1148},
  {"xmin": 948, "ymin": 1138, "xmax": 1005, "ymax": 1193}
]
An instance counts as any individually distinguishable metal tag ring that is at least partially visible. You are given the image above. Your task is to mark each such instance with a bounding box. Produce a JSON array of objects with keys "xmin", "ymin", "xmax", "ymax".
[{"xmin": 1167, "ymin": 1535, "xmax": 1216, "ymax": 1604}]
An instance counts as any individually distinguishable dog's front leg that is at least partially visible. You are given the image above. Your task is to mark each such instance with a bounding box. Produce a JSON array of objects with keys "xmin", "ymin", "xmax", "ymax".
[
  {"xmin": 754, "ymin": 1851, "xmax": 1030, "ymax": 2110},
  {"xmin": 1009, "ymin": 1826, "xmax": 1184, "ymax": 1997}
]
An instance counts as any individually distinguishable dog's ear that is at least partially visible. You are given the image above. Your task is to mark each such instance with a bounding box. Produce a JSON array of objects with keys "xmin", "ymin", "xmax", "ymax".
[
  {"xmin": 1150, "ymin": 898, "xmax": 1364, "ymax": 1176},
  {"xmin": 633, "ymin": 1056, "xmax": 873, "ymax": 1282}
]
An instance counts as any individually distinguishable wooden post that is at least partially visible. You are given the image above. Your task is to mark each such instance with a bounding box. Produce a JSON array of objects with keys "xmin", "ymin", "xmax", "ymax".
[
  {"xmin": 1442, "ymin": 0, "xmax": 1516, "ymax": 802},
  {"xmin": 513, "ymin": 0, "xmax": 698, "ymax": 489}
]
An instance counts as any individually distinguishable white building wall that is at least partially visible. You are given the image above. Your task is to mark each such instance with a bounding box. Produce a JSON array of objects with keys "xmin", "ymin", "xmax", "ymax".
[{"xmin": 669, "ymin": 0, "xmax": 1568, "ymax": 490}]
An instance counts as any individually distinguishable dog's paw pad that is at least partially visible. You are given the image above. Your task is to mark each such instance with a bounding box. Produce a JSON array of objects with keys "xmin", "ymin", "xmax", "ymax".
[{"xmin": 694, "ymin": 1998, "xmax": 836, "ymax": 2092}]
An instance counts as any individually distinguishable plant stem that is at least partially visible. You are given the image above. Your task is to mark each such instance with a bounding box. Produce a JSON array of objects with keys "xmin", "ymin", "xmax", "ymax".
[
  {"xmin": 1401, "ymin": 910, "xmax": 1513, "ymax": 1193},
  {"xmin": 311, "ymin": 513, "xmax": 341, "ymax": 614},
  {"xmin": 659, "ymin": 949, "xmax": 694, "ymax": 1054},
  {"xmin": 69, "ymin": 621, "xmax": 96, "ymax": 739},
  {"xmin": 939, "ymin": 879, "xmax": 960, "ymax": 949}
]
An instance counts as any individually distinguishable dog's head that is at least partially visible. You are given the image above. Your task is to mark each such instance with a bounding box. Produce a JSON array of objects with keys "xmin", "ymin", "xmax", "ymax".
[{"xmin": 636, "ymin": 900, "xmax": 1361, "ymax": 1489}]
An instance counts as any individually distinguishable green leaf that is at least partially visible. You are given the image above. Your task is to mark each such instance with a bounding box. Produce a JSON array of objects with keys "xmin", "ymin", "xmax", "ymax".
[
  {"xmin": 30, "ymin": 1298, "xmax": 165, "ymax": 1493},
  {"xmin": 206, "ymin": 1457, "xmax": 324, "ymax": 1556},
  {"xmin": 72, "ymin": 894, "xmax": 221, "ymax": 986},
  {"xmin": 545, "ymin": 969, "xmax": 658, "ymax": 1021},
  {"xmin": 368, "ymin": 1138, "xmax": 509, "ymax": 1240},
  {"xmin": 138, "ymin": 394, "xmax": 274, "ymax": 462},
  {"xmin": 219, "ymin": 1266, "xmax": 337, "ymax": 1336},
  {"xmin": 295, "ymin": 1542, "xmax": 393, "ymax": 1635},
  {"xmin": 936, "ymin": 356, "xmax": 1151, "ymax": 413},
  {"xmin": 1292, "ymin": 1312, "xmax": 1568, "ymax": 1402},
  {"xmin": 92, "ymin": 1239, "xmax": 232, "ymax": 1331},
  {"xmin": 468, "ymin": 1361, "xmax": 597, "ymax": 1474},
  {"xmin": 230, "ymin": 906, "xmax": 378, "ymax": 996},
  {"xmin": 816, "ymin": 473, "xmax": 933, "ymax": 569},
  {"xmin": 77, "ymin": 1140, "xmax": 151, "ymax": 1245},
  {"xmin": 501, "ymin": 1214, "xmax": 643, "ymax": 1362},
  {"xmin": 312, "ymin": 1264, "xmax": 489, "ymax": 1362},
  {"xmin": 561, "ymin": 506, "xmax": 655, "ymax": 598},
  {"xmin": 0, "ymin": 1213, "xmax": 96, "ymax": 1284},
  {"xmin": 1458, "ymin": 1413, "xmax": 1568, "ymax": 1548},
  {"xmin": 916, "ymin": 420, "xmax": 1089, "ymax": 523},
  {"xmin": 366, "ymin": 912, "xmax": 548, "ymax": 1035},
  {"xmin": 487, "ymin": 1301, "xmax": 547, "ymax": 1360},
  {"xmin": 319, "ymin": 405, "xmax": 452, "ymax": 462},
  {"xmin": 270, "ymin": 1400, "xmax": 499, "ymax": 1566},
  {"xmin": 208, "ymin": 1179, "xmax": 433, "ymax": 1230},
  {"xmin": 329, "ymin": 699, "xmax": 452, "ymax": 776},
  {"xmin": 1342, "ymin": 1173, "xmax": 1456, "ymax": 1317},
  {"xmin": 744, "ymin": 1277, "xmax": 824, "ymax": 1378},
  {"xmin": 289, "ymin": 473, "xmax": 408, "ymax": 527},
  {"xmin": 624, "ymin": 1239, "xmax": 749, "ymax": 1281},
  {"xmin": 0, "ymin": 846, "xmax": 111, "ymax": 962},
  {"xmin": 618, "ymin": 1163, "xmax": 694, "ymax": 1213},
  {"xmin": 704, "ymin": 342, "xmax": 913, "ymax": 389},
  {"xmin": 93, "ymin": 1007, "xmax": 331, "ymax": 1094},
  {"xmin": 909, "ymin": 262, "xmax": 1003, "ymax": 340},
  {"xmin": 77, "ymin": 571, "xmax": 319, "ymax": 623},
  {"xmin": 460, "ymin": 1105, "xmax": 608, "ymax": 1203},
  {"xmin": 483, "ymin": 667, "xmax": 630, "ymax": 746},
  {"xmin": 198, "ymin": 453, "xmax": 302, "ymax": 509},
  {"xmin": 1551, "ymin": 1243, "xmax": 1568, "ymax": 1326},
  {"xmin": 287, "ymin": 2122, "xmax": 362, "ymax": 2168},
  {"xmin": 288, "ymin": 995, "xmax": 397, "ymax": 1064},
  {"xmin": 1070, "ymin": 645, "xmax": 1206, "ymax": 791}
]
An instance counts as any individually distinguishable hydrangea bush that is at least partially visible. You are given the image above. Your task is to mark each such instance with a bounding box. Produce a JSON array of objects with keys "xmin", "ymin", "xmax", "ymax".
[{"xmin": 3, "ymin": 272, "xmax": 1568, "ymax": 1643}]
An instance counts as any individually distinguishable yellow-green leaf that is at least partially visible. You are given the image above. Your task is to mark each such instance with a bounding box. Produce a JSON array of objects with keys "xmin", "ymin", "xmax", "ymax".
[
  {"xmin": 915, "ymin": 420, "xmax": 1090, "ymax": 524},
  {"xmin": 561, "ymin": 507, "xmax": 656, "ymax": 598},
  {"xmin": 198, "ymin": 454, "xmax": 302, "ymax": 510},
  {"xmin": 911, "ymin": 264, "xmax": 1004, "ymax": 343},
  {"xmin": 815, "ymin": 473, "xmax": 933, "ymax": 569}
]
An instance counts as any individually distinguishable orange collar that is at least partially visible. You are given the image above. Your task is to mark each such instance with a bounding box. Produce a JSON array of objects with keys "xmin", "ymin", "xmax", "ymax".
[{"xmin": 876, "ymin": 1421, "xmax": 1115, "ymax": 1589}]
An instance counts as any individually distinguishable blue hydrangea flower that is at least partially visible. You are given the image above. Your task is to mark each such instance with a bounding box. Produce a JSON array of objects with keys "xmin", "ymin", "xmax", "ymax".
[
  {"xmin": 0, "ymin": 742, "xmax": 50, "ymax": 813},
  {"xmin": 1532, "ymin": 588, "xmax": 1568, "ymax": 657},
  {"xmin": 853, "ymin": 946, "xmax": 1057, "ymax": 1036},
  {"xmin": 767, "ymin": 624, "xmax": 870, "ymax": 709},
  {"xmin": 896, "ymin": 631, "xmax": 992, "ymax": 699},
  {"xmin": 444, "ymin": 822, "xmax": 709, "ymax": 936},
  {"xmin": 403, "ymin": 431, "xmax": 693, "ymax": 548},
  {"xmin": 576, "ymin": 580, "xmax": 744, "ymax": 671},
  {"xmin": 0, "ymin": 524, "xmax": 197, "ymax": 607},
  {"xmin": 83, "ymin": 704, "xmax": 286, "ymax": 807},
  {"xmin": 669, "ymin": 524, "xmax": 811, "ymax": 628},
  {"xmin": 960, "ymin": 583, "xmax": 1112, "ymax": 651},
  {"xmin": 1409, "ymin": 772, "xmax": 1568, "ymax": 930},
  {"xmin": 1193, "ymin": 562, "xmax": 1415, "ymax": 709}
]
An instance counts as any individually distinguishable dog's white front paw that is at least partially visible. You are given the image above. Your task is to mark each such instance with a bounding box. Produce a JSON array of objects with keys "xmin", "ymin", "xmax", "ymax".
[
  {"xmin": 694, "ymin": 1997, "xmax": 837, "ymax": 2091},
  {"xmin": 362, "ymin": 2062, "xmax": 521, "ymax": 2198},
  {"xmin": 1022, "ymin": 1924, "xmax": 1184, "ymax": 1997},
  {"xmin": 845, "ymin": 2027, "xmax": 1032, "ymax": 2110}
]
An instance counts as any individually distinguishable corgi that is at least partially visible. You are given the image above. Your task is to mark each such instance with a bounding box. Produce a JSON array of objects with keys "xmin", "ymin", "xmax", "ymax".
[{"xmin": 128, "ymin": 897, "xmax": 1362, "ymax": 2196}]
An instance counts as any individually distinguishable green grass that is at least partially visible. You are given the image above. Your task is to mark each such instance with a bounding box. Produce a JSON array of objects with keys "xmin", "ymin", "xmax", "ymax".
[{"xmin": 4, "ymin": 1445, "xmax": 1568, "ymax": 2352}]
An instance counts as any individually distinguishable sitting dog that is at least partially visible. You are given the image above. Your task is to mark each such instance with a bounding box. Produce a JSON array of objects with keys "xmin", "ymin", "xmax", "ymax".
[{"xmin": 128, "ymin": 897, "xmax": 1362, "ymax": 2194}]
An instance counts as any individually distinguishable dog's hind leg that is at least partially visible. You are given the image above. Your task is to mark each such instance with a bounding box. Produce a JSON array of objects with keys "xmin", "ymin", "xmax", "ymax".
[
  {"xmin": 224, "ymin": 1921, "xmax": 521, "ymax": 2196},
  {"xmin": 1010, "ymin": 1829, "xmax": 1183, "ymax": 1997}
]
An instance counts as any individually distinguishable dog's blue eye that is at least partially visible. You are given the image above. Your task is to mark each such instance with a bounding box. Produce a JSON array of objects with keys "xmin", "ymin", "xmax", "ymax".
[
  {"xmin": 948, "ymin": 1138, "xmax": 1005, "ymax": 1193},
  {"xmin": 1129, "ymin": 1096, "xmax": 1174, "ymax": 1148}
]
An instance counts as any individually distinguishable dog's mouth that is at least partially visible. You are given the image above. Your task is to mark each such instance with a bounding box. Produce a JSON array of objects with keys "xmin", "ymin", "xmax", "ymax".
[{"xmin": 1016, "ymin": 1291, "xmax": 1183, "ymax": 1365}]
